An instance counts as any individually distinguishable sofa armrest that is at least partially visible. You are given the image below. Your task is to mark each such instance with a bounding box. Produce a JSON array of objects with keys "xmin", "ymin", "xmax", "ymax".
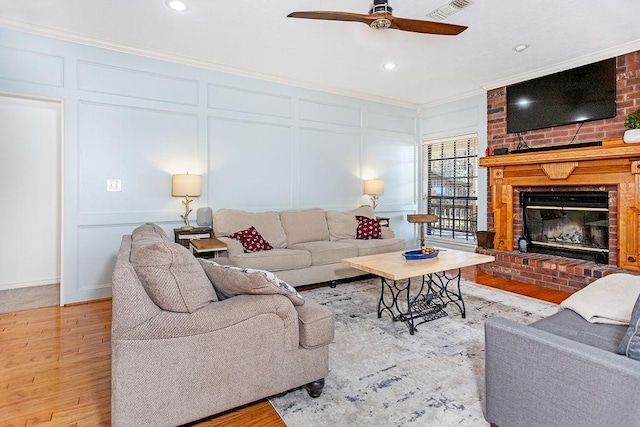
[
  {"xmin": 380, "ymin": 227, "xmax": 395, "ymax": 239},
  {"xmin": 217, "ymin": 236, "xmax": 244, "ymax": 258},
  {"xmin": 114, "ymin": 293, "xmax": 300, "ymax": 351},
  {"xmin": 484, "ymin": 316, "xmax": 640, "ymax": 427},
  {"xmin": 296, "ymin": 300, "xmax": 334, "ymax": 349}
]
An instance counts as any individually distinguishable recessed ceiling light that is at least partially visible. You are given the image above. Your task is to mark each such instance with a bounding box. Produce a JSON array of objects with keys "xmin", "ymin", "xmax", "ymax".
[
  {"xmin": 513, "ymin": 44, "xmax": 530, "ymax": 53},
  {"xmin": 383, "ymin": 62, "xmax": 397, "ymax": 70},
  {"xmin": 167, "ymin": 0, "xmax": 188, "ymax": 12}
]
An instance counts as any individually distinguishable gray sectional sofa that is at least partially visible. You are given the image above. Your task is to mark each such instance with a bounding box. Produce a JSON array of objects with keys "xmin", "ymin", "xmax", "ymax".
[
  {"xmin": 484, "ymin": 274, "xmax": 640, "ymax": 427},
  {"xmin": 111, "ymin": 223, "xmax": 335, "ymax": 426},
  {"xmin": 213, "ymin": 206, "xmax": 407, "ymax": 286}
]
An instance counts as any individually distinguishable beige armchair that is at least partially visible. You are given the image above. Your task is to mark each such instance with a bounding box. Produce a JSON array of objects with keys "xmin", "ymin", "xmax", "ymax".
[{"xmin": 111, "ymin": 224, "xmax": 334, "ymax": 427}]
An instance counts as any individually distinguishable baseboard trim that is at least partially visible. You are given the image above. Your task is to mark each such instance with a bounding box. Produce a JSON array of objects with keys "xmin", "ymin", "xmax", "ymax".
[{"xmin": 0, "ymin": 278, "xmax": 60, "ymax": 291}]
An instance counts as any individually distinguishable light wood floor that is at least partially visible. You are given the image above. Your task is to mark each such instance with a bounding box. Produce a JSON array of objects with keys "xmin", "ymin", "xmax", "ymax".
[{"xmin": 0, "ymin": 268, "xmax": 571, "ymax": 426}]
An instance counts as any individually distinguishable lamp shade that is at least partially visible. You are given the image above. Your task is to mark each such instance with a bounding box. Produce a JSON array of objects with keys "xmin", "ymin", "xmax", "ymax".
[
  {"xmin": 172, "ymin": 174, "xmax": 202, "ymax": 197},
  {"xmin": 364, "ymin": 179, "xmax": 384, "ymax": 196}
]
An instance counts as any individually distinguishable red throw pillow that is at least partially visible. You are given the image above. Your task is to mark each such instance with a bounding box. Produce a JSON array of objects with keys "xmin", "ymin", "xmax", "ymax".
[
  {"xmin": 356, "ymin": 216, "xmax": 382, "ymax": 240},
  {"xmin": 230, "ymin": 226, "xmax": 273, "ymax": 252}
]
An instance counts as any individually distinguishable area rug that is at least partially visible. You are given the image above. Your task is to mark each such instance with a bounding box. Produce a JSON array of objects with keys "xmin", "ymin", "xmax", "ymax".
[{"xmin": 270, "ymin": 277, "xmax": 558, "ymax": 427}]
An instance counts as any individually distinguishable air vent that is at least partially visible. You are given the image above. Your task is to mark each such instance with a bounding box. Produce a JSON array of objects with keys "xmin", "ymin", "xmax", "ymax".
[{"xmin": 427, "ymin": 0, "xmax": 474, "ymax": 21}]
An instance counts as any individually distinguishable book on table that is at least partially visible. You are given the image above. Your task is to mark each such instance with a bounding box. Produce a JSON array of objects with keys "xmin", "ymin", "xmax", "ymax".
[{"xmin": 189, "ymin": 237, "xmax": 227, "ymax": 253}]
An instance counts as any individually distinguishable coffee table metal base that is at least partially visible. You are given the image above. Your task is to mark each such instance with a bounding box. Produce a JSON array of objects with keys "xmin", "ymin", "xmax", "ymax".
[{"xmin": 377, "ymin": 269, "xmax": 466, "ymax": 334}]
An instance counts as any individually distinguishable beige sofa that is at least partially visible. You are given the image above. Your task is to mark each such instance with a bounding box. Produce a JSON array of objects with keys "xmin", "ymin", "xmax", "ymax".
[
  {"xmin": 213, "ymin": 206, "xmax": 407, "ymax": 287},
  {"xmin": 111, "ymin": 223, "xmax": 335, "ymax": 427}
]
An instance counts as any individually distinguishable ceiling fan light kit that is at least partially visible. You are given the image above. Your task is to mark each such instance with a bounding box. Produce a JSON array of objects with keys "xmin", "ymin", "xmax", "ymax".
[
  {"xmin": 370, "ymin": 18, "xmax": 392, "ymax": 30},
  {"xmin": 370, "ymin": 0, "xmax": 392, "ymax": 15},
  {"xmin": 287, "ymin": 0, "xmax": 468, "ymax": 36}
]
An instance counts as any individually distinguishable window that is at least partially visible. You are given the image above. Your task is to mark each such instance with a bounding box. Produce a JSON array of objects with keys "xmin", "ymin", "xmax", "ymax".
[{"xmin": 422, "ymin": 135, "xmax": 478, "ymax": 243}]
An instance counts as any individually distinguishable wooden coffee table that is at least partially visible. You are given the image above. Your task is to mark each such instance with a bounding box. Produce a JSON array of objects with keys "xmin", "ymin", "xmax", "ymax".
[{"xmin": 342, "ymin": 249, "xmax": 495, "ymax": 334}]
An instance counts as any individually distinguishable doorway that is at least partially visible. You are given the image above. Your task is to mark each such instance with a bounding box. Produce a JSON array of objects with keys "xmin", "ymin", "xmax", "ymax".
[{"xmin": 0, "ymin": 94, "xmax": 62, "ymax": 312}]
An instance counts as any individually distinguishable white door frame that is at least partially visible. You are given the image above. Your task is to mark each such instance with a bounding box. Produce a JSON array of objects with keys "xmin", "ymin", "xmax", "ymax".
[{"xmin": 0, "ymin": 92, "xmax": 64, "ymax": 305}]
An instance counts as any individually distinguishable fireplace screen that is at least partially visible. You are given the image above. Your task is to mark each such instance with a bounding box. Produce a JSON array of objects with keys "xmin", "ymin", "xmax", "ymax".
[{"xmin": 521, "ymin": 191, "xmax": 609, "ymax": 263}]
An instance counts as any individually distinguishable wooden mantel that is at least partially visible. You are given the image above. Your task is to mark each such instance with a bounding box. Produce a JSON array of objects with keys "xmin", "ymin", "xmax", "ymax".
[{"xmin": 479, "ymin": 138, "xmax": 640, "ymax": 271}]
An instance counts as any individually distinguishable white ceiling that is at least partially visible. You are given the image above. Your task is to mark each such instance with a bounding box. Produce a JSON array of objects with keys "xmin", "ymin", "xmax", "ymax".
[{"xmin": 2, "ymin": 0, "xmax": 640, "ymax": 108}]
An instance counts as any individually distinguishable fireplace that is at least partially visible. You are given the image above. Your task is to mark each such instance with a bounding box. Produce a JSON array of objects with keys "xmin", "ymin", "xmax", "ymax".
[
  {"xmin": 520, "ymin": 191, "xmax": 609, "ymax": 264},
  {"xmin": 479, "ymin": 139, "xmax": 640, "ymax": 272}
]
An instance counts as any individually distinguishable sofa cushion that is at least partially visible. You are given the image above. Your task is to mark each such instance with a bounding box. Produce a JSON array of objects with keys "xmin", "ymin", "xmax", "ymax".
[
  {"xmin": 199, "ymin": 259, "xmax": 304, "ymax": 306},
  {"xmin": 326, "ymin": 206, "xmax": 376, "ymax": 241},
  {"xmin": 280, "ymin": 208, "xmax": 330, "ymax": 245},
  {"xmin": 230, "ymin": 226, "xmax": 273, "ymax": 252},
  {"xmin": 618, "ymin": 295, "xmax": 640, "ymax": 360},
  {"xmin": 531, "ymin": 307, "xmax": 627, "ymax": 353},
  {"xmin": 356, "ymin": 215, "xmax": 382, "ymax": 240},
  {"xmin": 213, "ymin": 208, "xmax": 287, "ymax": 249},
  {"xmin": 342, "ymin": 237, "xmax": 407, "ymax": 256},
  {"xmin": 288, "ymin": 241, "xmax": 359, "ymax": 266},
  {"xmin": 295, "ymin": 300, "xmax": 335, "ymax": 349},
  {"xmin": 130, "ymin": 240, "xmax": 217, "ymax": 313},
  {"xmin": 231, "ymin": 248, "xmax": 312, "ymax": 272}
]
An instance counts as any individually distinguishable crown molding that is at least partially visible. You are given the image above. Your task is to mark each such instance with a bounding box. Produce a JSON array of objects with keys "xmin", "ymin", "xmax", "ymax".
[
  {"xmin": 481, "ymin": 39, "xmax": 640, "ymax": 91},
  {"xmin": 418, "ymin": 87, "xmax": 487, "ymax": 111},
  {"xmin": 418, "ymin": 39, "xmax": 640, "ymax": 111},
  {"xmin": 0, "ymin": 19, "xmax": 419, "ymax": 111}
]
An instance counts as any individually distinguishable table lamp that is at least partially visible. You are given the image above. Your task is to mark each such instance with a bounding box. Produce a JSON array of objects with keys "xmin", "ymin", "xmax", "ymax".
[
  {"xmin": 364, "ymin": 179, "xmax": 384, "ymax": 211},
  {"xmin": 172, "ymin": 173, "xmax": 202, "ymax": 230}
]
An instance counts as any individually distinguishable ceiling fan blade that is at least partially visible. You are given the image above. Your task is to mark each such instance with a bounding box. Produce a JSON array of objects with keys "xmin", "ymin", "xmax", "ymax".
[
  {"xmin": 287, "ymin": 11, "xmax": 376, "ymax": 25},
  {"xmin": 389, "ymin": 16, "xmax": 467, "ymax": 35},
  {"xmin": 287, "ymin": 10, "xmax": 468, "ymax": 36}
]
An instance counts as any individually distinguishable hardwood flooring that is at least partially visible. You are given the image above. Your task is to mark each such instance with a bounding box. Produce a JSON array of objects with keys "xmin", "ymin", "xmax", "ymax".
[{"xmin": 0, "ymin": 268, "xmax": 571, "ymax": 426}]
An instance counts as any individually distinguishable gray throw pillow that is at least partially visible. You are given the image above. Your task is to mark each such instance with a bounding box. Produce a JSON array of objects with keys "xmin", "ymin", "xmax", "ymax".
[
  {"xmin": 198, "ymin": 259, "xmax": 304, "ymax": 306},
  {"xmin": 618, "ymin": 294, "xmax": 640, "ymax": 360}
]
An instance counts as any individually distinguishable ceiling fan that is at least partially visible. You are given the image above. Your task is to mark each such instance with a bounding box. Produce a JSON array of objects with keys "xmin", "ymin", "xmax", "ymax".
[{"xmin": 287, "ymin": 0, "xmax": 468, "ymax": 36}]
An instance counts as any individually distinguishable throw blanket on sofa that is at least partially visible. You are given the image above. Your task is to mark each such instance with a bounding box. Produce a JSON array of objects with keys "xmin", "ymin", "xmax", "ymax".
[{"xmin": 560, "ymin": 273, "xmax": 640, "ymax": 325}]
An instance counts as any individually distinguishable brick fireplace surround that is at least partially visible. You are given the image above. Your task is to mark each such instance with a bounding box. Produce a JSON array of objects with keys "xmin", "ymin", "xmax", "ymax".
[{"xmin": 478, "ymin": 51, "xmax": 640, "ymax": 293}]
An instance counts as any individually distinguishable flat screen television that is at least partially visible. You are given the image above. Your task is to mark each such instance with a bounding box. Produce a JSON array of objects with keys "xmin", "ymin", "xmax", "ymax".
[{"xmin": 506, "ymin": 58, "xmax": 617, "ymax": 134}]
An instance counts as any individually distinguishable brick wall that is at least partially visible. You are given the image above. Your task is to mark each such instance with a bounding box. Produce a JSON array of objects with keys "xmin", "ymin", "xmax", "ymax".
[
  {"xmin": 481, "ymin": 50, "xmax": 640, "ymax": 291},
  {"xmin": 487, "ymin": 50, "xmax": 640, "ymax": 153},
  {"xmin": 476, "ymin": 248, "xmax": 628, "ymax": 293}
]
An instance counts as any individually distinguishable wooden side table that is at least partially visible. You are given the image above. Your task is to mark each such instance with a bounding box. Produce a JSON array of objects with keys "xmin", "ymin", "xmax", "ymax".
[
  {"xmin": 406, "ymin": 214, "xmax": 438, "ymax": 248},
  {"xmin": 190, "ymin": 237, "xmax": 228, "ymax": 258},
  {"xmin": 174, "ymin": 227, "xmax": 213, "ymax": 249}
]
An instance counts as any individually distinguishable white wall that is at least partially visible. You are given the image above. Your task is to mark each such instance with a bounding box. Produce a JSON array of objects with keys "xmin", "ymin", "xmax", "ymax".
[
  {"xmin": 418, "ymin": 94, "xmax": 488, "ymax": 251},
  {"xmin": 0, "ymin": 27, "xmax": 419, "ymax": 303},
  {"xmin": 0, "ymin": 94, "xmax": 61, "ymax": 291}
]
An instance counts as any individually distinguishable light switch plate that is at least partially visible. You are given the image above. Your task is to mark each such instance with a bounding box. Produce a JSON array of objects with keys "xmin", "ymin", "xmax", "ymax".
[{"xmin": 107, "ymin": 179, "xmax": 122, "ymax": 192}]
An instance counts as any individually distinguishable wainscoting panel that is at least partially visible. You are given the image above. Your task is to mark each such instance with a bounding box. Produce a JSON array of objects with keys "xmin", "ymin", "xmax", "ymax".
[
  {"xmin": 76, "ymin": 101, "xmax": 200, "ymax": 214},
  {"xmin": 75, "ymin": 224, "xmax": 140, "ymax": 299},
  {"xmin": 208, "ymin": 117, "xmax": 294, "ymax": 210},
  {"xmin": 298, "ymin": 128, "xmax": 362, "ymax": 208},
  {"xmin": 77, "ymin": 60, "xmax": 199, "ymax": 105},
  {"xmin": 299, "ymin": 99, "xmax": 361, "ymax": 127},
  {"xmin": 0, "ymin": 27, "xmax": 420, "ymax": 304},
  {"xmin": 365, "ymin": 134, "xmax": 417, "ymax": 206},
  {"xmin": 0, "ymin": 45, "xmax": 64, "ymax": 87},
  {"xmin": 208, "ymin": 84, "xmax": 292, "ymax": 118},
  {"xmin": 368, "ymin": 110, "xmax": 416, "ymax": 134},
  {"xmin": 420, "ymin": 105, "xmax": 482, "ymax": 138}
]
